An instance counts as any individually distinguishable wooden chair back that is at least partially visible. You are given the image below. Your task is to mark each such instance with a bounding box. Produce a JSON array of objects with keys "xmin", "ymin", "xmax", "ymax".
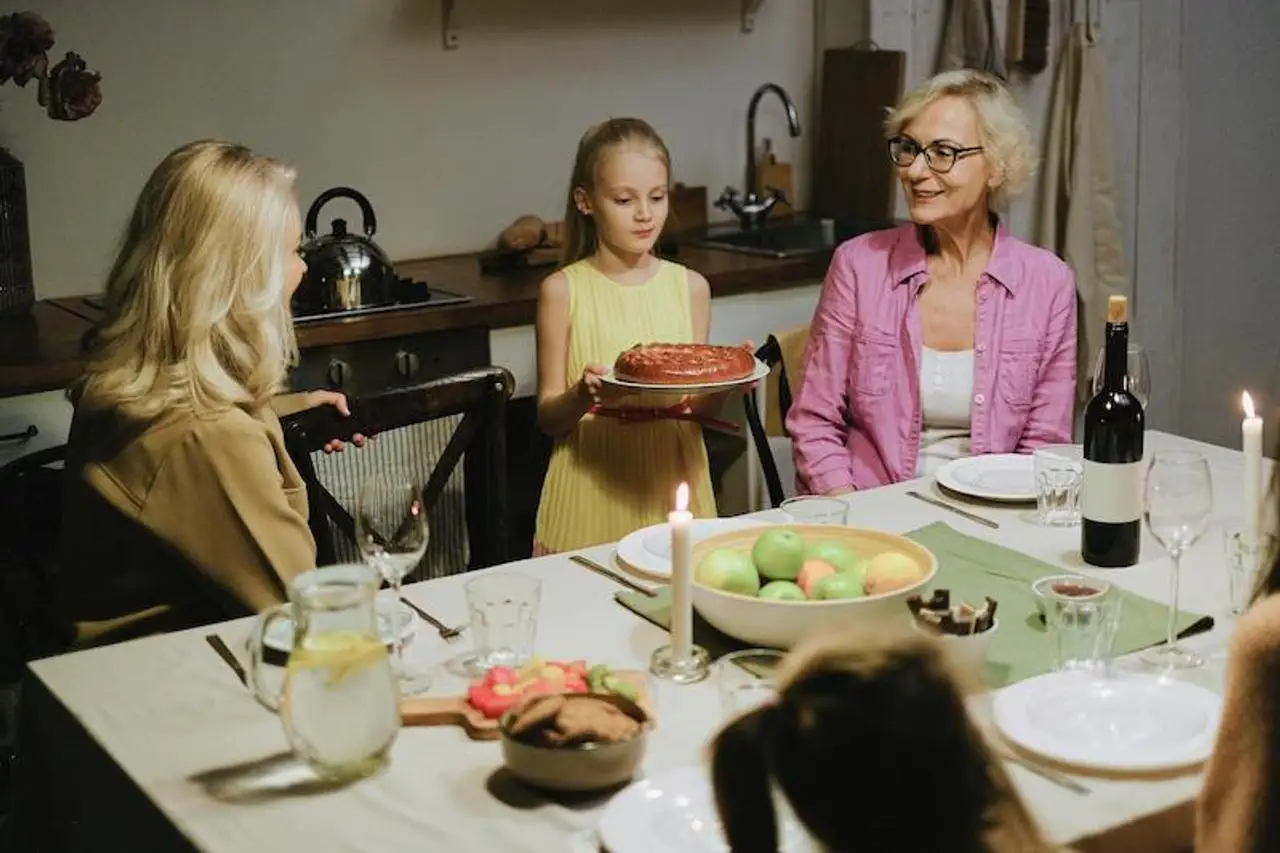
[{"xmin": 280, "ymin": 366, "xmax": 515, "ymax": 572}]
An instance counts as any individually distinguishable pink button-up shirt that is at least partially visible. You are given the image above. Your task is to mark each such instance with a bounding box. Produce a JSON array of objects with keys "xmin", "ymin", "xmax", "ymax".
[{"xmin": 787, "ymin": 222, "xmax": 1077, "ymax": 493}]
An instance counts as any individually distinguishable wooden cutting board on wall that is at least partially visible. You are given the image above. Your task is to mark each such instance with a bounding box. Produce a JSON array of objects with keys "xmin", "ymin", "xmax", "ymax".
[{"xmin": 811, "ymin": 47, "xmax": 906, "ymax": 223}]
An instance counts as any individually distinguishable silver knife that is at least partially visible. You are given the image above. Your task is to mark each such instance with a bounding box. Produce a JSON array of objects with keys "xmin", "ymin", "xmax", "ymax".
[
  {"xmin": 205, "ymin": 634, "xmax": 248, "ymax": 686},
  {"xmin": 906, "ymin": 490, "xmax": 1000, "ymax": 529},
  {"xmin": 570, "ymin": 554, "xmax": 659, "ymax": 598}
]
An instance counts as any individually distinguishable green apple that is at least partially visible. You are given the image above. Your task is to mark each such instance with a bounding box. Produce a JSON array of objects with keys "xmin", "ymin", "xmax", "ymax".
[
  {"xmin": 758, "ymin": 580, "xmax": 807, "ymax": 602},
  {"xmin": 751, "ymin": 528, "xmax": 806, "ymax": 581},
  {"xmin": 804, "ymin": 540, "xmax": 863, "ymax": 576},
  {"xmin": 811, "ymin": 572, "xmax": 866, "ymax": 600},
  {"xmin": 695, "ymin": 548, "xmax": 761, "ymax": 597}
]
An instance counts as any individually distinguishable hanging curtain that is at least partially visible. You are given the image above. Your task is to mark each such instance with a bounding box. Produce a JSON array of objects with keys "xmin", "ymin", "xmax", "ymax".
[
  {"xmin": 1036, "ymin": 20, "xmax": 1132, "ymax": 406},
  {"xmin": 937, "ymin": 0, "xmax": 1008, "ymax": 78}
]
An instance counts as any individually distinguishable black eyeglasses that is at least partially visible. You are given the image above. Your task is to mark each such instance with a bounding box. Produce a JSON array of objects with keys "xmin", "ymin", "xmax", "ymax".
[{"xmin": 887, "ymin": 135, "xmax": 984, "ymax": 174}]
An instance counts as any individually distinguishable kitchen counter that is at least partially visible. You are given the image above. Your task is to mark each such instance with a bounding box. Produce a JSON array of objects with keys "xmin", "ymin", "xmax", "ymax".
[{"xmin": 2, "ymin": 243, "xmax": 835, "ymax": 398}]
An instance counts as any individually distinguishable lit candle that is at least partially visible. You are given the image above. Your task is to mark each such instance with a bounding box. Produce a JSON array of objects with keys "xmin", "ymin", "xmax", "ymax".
[
  {"xmin": 1243, "ymin": 391, "xmax": 1263, "ymax": 545},
  {"xmin": 669, "ymin": 482, "xmax": 693, "ymax": 661}
]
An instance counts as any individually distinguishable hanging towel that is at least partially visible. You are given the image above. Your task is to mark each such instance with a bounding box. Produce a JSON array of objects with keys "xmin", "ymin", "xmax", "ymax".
[
  {"xmin": 1035, "ymin": 22, "xmax": 1132, "ymax": 407},
  {"xmin": 937, "ymin": 0, "xmax": 1008, "ymax": 78}
]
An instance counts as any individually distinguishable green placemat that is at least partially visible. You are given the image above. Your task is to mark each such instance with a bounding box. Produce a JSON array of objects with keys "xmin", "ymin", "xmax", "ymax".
[{"xmin": 614, "ymin": 521, "xmax": 1215, "ymax": 688}]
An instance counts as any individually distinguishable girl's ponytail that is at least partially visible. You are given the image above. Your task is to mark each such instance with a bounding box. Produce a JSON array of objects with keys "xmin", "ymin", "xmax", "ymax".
[{"xmin": 709, "ymin": 704, "xmax": 779, "ymax": 853}]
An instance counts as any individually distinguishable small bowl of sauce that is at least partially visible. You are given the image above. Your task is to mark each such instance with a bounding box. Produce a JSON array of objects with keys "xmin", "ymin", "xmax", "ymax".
[{"xmin": 1032, "ymin": 574, "xmax": 1110, "ymax": 620}]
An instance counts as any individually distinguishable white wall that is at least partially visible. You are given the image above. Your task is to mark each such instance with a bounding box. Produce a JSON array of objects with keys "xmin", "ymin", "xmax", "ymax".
[
  {"xmin": 1177, "ymin": 0, "xmax": 1280, "ymax": 448},
  {"xmin": 1, "ymin": 0, "xmax": 823, "ymax": 298}
]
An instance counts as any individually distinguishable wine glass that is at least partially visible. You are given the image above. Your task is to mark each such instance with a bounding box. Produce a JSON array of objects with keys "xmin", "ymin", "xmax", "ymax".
[
  {"xmin": 1141, "ymin": 451, "xmax": 1213, "ymax": 669},
  {"xmin": 1092, "ymin": 342, "xmax": 1151, "ymax": 409},
  {"xmin": 356, "ymin": 470, "xmax": 432, "ymax": 694}
]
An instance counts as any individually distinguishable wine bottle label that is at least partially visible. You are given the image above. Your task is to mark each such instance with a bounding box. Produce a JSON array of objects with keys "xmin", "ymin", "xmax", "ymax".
[{"xmin": 1081, "ymin": 460, "xmax": 1144, "ymax": 524}]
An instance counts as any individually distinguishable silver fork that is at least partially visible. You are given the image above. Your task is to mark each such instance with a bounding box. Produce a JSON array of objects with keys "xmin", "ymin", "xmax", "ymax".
[{"xmin": 399, "ymin": 597, "xmax": 465, "ymax": 642}]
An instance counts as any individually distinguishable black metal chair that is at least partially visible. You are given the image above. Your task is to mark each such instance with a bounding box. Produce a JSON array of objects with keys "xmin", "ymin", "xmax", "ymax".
[
  {"xmin": 280, "ymin": 366, "xmax": 515, "ymax": 573},
  {"xmin": 0, "ymin": 444, "xmax": 73, "ymax": 672},
  {"xmin": 743, "ymin": 335, "xmax": 795, "ymax": 508}
]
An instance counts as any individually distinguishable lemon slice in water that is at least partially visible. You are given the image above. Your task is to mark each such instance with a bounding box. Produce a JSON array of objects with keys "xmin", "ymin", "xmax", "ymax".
[{"xmin": 290, "ymin": 631, "xmax": 387, "ymax": 688}]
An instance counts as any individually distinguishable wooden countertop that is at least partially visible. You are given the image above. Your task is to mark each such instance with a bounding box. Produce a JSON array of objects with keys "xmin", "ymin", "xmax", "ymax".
[
  {"xmin": 0, "ymin": 301, "xmax": 92, "ymax": 396},
  {"xmin": 4, "ymin": 242, "xmax": 834, "ymax": 397}
]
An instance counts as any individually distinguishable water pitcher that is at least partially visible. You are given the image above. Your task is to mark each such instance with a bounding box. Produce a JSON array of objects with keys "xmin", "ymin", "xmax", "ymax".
[{"xmin": 248, "ymin": 563, "xmax": 400, "ymax": 781}]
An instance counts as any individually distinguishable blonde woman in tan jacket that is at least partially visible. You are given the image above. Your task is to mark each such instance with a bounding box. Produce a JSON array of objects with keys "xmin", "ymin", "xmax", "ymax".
[
  {"xmin": 59, "ymin": 139, "xmax": 361, "ymax": 646},
  {"xmin": 1196, "ymin": 498, "xmax": 1280, "ymax": 850}
]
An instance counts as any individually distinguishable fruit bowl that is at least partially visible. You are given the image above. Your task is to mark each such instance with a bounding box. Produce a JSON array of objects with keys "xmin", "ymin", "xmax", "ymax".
[{"xmin": 691, "ymin": 524, "xmax": 938, "ymax": 649}]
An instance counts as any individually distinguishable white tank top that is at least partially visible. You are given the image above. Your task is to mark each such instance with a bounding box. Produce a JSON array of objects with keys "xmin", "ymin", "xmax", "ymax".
[{"xmin": 917, "ymin": 347, "xmax": 974, "ymax": 477}]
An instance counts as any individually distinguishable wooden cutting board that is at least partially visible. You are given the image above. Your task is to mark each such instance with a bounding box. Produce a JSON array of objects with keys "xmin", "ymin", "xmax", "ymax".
[
  {"xmin": 399, "ymin": 670, "xmax": 654, "ymax": 741},
  {"xmin": 811, "ymin": 46, "xmax": 906, "ymax": 223}
]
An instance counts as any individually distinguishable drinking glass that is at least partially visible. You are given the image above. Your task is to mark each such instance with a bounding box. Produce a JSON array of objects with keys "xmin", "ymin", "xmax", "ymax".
[
  {"xmin": 1033, "ymin": 444, "xmax": 1083, "ymax": 526},
  {"xmin": 780, "ymin": 496, "xmax": 849, "ymax": 525},
  {"xmin": 1224, "ymin": 526, "xmax": 1275, "ymax": 616},
  {"xmin": 1142, "ymin": 451, "xmax": 1213, "ymax": 669},
  {"xmin": 450, "ymin": 572, "xmax": 542, "ymax": 677},
  {"xmin": 717, "ymin": 649, "xmax": 783, "ymax": 716},
  {"xmin": 1045, "ymin": 582, "xmax": 1122, "ymax": 674},
  {"xmin": 1092, "ymin": 342, "xmax": 1151, "ymax": 408},
  {"xmin": 356, "ymin": 470, "xmax": 432, "ymax": 694}
]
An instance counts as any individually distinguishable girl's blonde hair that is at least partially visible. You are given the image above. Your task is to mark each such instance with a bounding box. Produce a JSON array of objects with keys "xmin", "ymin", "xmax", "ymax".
[
  {"xmin": 560, "ymin": 117, "xmax": 672, "ymax": 266},
  {"xmin": 710, "ymin": 630, "xmax": 1054, "ymax": 853},
  {"xmin": 73, "ymin": 139, "xmax": 300, "ymax": 421},
  {"xmin": 886, "ymin": 69, "xmax": 1036, "ymax": 210}
]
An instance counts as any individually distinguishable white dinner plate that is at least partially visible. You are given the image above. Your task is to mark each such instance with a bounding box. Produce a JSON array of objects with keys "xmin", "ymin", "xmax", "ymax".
[
  {"xmin": 263, "ymin": 597, "xmax": 417, "ymax": 654},
  {"xmin": 936, "ymin": 454, "xmax": 1036, "ymax": 502},
  {"xmin": 597, "ymin": 764, "xmax": 819, "ymax": 853},
  {"xmin": 615, "ymin": 517, "xmax": 768, "ymax": 579},
  {"xmin": 992, "ymin": 669, "xmax": 1223, "ymax": 773},
  {"xmin": 600, "ymin": 358, "xmax": 770, "ymax": 396}
]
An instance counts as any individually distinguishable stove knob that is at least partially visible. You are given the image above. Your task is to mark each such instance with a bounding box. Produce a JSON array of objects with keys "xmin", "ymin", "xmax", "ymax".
[
  {"xmin": 326, "ymin": 359, "xmax": 351, "ymax": 388},
  {"xmin": 394, "ymin": 349, "xmax": 421, "ymax": 378}
]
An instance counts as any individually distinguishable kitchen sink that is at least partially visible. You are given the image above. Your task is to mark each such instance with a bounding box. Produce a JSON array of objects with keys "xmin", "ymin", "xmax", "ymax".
[{"xmin": 692, "ymin": 217, "xmax": 893, "ymax": 259}]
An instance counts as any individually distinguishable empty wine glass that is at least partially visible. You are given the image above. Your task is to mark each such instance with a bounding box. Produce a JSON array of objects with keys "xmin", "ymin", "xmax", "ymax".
[
  {"xmin": 1141, "ymin": 451, "xmax": 1213, "ymax": 669},
  {"xmin": 1092, "ymin": 342, "xmax": 1151, "ymax": 409},
  {"xmin": 357, "ymin": 470, "xmax": 432, "ymax": 694}
]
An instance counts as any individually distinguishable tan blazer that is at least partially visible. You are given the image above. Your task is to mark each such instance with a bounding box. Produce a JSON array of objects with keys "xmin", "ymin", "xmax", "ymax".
[
  {"xmin": 1196, "ymin": 593, "xmax": 1280, "ymax": 851},
  {"xmin": 58, "ymin": 399, "xmax": 317, "ymax": 644}
]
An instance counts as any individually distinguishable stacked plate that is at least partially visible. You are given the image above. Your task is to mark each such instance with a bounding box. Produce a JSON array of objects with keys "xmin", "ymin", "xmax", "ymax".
[{"xmin": 615, "ymin": 517, "xmax": 765, "ymax": 579}]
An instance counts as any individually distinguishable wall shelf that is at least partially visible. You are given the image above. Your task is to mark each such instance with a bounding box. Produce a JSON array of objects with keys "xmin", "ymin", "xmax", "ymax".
[
  {"xmin": 439, "ymin": 0, "xmax": 768, "ymax": 50},
  {"xmin": 442, "ymin": 0, "xmax": 458, "ymax": 50}
]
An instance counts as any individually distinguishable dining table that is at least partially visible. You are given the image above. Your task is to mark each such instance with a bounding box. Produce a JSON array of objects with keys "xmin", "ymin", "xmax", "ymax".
[{"xmin": 7, "ymin": 429, "xmax": 1264, "ymax": 852}]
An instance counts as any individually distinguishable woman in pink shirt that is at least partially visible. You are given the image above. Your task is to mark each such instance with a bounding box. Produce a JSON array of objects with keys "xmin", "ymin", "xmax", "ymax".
[{"xmin": 788, "ymin": 70, "xmax": 1077, "ymax": 494}]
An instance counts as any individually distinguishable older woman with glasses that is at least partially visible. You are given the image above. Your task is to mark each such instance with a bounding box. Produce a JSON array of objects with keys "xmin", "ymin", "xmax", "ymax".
[{"xmin": 787, "ymin": 69, "xmax": 1077, "ymax": 494}]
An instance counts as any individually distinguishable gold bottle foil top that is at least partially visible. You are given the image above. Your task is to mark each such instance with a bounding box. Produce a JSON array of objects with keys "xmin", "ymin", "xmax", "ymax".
[{"xmin": 1107, "ymin": 295, "xmax": 1128, "ymax": 324}]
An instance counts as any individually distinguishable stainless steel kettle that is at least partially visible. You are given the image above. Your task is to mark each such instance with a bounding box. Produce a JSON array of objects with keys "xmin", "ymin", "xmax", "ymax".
[{"xmin": 292, "ymin": 187, "xmax": 399, "ymax": 315}]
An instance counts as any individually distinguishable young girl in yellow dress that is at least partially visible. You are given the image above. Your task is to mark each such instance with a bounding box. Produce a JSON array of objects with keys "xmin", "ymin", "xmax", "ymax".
[{"xmin": 533, "ymin": 118, "xmax": 743, "ymax": 554}]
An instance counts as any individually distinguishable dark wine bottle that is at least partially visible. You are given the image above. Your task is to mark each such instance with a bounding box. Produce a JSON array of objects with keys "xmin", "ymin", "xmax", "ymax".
[{"xmin": 1081, "ymin": 295, "xmax": 1145, "ymax": 567}]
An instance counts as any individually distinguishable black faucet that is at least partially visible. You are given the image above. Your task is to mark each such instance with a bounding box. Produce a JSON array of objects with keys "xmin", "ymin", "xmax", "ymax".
[{"xmin": 715, "ymin": 83, "xmax": 803, "ymax": 230}]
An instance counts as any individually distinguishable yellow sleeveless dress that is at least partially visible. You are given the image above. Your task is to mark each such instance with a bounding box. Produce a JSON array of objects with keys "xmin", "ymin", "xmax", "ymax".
[{"xmin": 533, "ymin": 258, "xmax": 718, "ymax": 553}]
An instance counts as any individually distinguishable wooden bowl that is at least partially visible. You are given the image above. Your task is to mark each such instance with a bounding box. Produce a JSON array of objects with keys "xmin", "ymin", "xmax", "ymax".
[
  {"xmin": 690, "ymin": 523, "xmax": 938, "ymax": 649},
  {"xmin": 498, "ymin": 693, "xmax": 650, "ymax": 793}
]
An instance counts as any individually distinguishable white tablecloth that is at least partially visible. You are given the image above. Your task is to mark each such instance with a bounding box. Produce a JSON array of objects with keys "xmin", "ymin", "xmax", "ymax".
[{"xmin": 10, "ymin": 430, "xmax": 1257, "ymax": 852}]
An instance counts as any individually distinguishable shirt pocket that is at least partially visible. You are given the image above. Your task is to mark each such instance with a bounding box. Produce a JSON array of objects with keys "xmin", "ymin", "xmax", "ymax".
[
  {"xmin": 849, "ymin": 328, "xmax": 900, "ymax": 400},
  {"xmin": 996, "ymin": 339, "xmax": 1044, "ymax": 410}
]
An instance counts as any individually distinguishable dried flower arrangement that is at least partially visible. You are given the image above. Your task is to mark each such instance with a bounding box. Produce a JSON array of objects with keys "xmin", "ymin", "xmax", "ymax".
[{"xmin": 0, "ymin": 10, "xmax": 102, "ymax": 121}]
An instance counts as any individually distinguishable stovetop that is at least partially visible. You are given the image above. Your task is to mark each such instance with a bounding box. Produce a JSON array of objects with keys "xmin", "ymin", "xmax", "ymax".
[{"xmin": 291, "ymin": 276, "xmax": 471, "ymax": 323}]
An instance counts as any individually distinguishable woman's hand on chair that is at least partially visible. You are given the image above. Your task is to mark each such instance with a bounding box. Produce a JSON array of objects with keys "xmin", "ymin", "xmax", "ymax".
[{"xmin": 302, "ymin": 390, "xmax": 369, "ymax": 453}]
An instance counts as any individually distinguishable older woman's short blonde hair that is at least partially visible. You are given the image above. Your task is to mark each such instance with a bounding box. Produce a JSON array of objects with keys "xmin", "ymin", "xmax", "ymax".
[
  {"xmin": 74, "ymin": 139, "xmax": 300, "ymax": 421},
  {"xmin": 885, "ymin": 69, "xmax": 1036, "ymax": 210}
]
